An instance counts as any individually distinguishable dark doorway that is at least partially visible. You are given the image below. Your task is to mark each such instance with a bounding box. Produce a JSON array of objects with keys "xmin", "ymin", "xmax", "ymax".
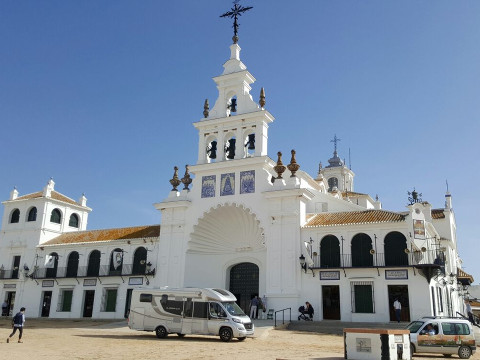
[
  {"xmin": 6, "ymin": 292, "xmax": 15, "ymax": 316},
  {"xmin": 322, "ymin": 285, "xmax": 340, "ymax": 320},
  {"xmin": 125, "ymin": 289, "xmax": 133, "ymax": 318},
  {"xmin": 83, "ymin": 290, "xmax": 95, "ymax": 318},
  {"xmin": 41, "ymin": 291, "xmax": 52, "ymax": 317},
  {"xmin": 229, "ymin": 262, "xmax": 259, "ymax": 314},
  {"xmin": 388, "ymin": 285, "xmax": 410, "ymax": 322}
]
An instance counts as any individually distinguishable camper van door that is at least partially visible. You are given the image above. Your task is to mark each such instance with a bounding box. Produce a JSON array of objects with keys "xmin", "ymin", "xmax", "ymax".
[
  {"xmin": 131, "ymin": 307, "xmax": 144, "ymax": 330},
  {"xmin": 181, "ymin": 298, "xmax": 193, "ymax": 334},
  {"xmin": 208, "ymin": 302, "xmax": 227, "ymax": 334}
]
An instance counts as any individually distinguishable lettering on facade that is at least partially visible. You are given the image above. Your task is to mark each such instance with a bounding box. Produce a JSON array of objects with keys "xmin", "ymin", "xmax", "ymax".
[
  {"xmin": 83, "ymin": 279, "xmax": 97, "ymax": 286},
  {"xmin": 42, "ymin": 280, "xmax": 54, "ymax": 287},
  {"xmin": 385, "ymin": 270, "xmax": 408, "ymax": 280},
  {"xmin": 320, "ymin": 271, "xmax": 340, "ymax": 280},
  {"xmin": 128, "ymin": 277, "xmax": 143, "ymax": 285},
  {"xmin": 3, "ymin": 283, "xmax": 16, "ymax": 289}
]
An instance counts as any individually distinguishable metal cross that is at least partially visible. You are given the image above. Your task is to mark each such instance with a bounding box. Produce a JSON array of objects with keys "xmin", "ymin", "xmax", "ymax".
[
  {"xmin": 330, "ymin": 134, "xmax": 341, "ymax": 153},
  {"xmin": 220, "ymin": 0, "xmax": 253, "ymax": 44}
]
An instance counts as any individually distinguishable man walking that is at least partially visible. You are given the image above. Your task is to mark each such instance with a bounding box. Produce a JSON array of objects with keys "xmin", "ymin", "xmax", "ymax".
[
  {"xmin": 249, "ymin": 296, "xmax": 259, "ymax": 319},
  {"xmin": 7, "ymin": 307, "xmax": 25, "ymax": 343},
  {"xmin": 393, "ymin": 298, "xmax": 401, "ymax": 323}
]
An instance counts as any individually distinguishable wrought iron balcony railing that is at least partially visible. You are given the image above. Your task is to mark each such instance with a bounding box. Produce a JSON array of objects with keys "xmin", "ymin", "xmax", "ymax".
[
  {"xmin": 31, "ymin": 264, "xmax": 151, "ymax": 279},
  {"xmin": 310, "ymin": 249, "xmax": 445, "ymax": 270},
  {"xmin": 0, "ymin": 268, "xmax": 19, "ymax": 280}
]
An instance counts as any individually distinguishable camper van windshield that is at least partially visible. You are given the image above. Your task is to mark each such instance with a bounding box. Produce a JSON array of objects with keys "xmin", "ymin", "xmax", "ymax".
[{"xmin": 222, "ymin": 302, "xmax": 246, "ymax": 316}]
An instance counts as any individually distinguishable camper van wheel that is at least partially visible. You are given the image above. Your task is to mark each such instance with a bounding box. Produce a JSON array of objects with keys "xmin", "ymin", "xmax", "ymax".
[
  {"xmin": 176, "ymin": 333, "xmax": 185, "ymax": 338},
  {"xmin": 458, "ymin": 346, "xmax": 472, "ymax": 359},
  {"xmin": 219, "ymin": 327, "xmax": 233, "ymax": 342},
  {"xmin": 237, "ymin": 337, "xmax": 246, "ymax": 341},
  {"xmin": 155, "ymin": 326, "xmax": 167, "ymax": 339}
]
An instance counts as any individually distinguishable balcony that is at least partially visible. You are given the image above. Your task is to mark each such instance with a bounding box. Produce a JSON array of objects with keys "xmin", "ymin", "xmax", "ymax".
[
  {"xmin": 0, "ymin": 268, "xmax": 20, "ymax": 280},
  {"xmin": 310, "ymin": 249, "xmax": 445, "ymax": 270},
  {"xmin": 31, "ymin": 264, "xmax": 152, "ymax": 279}
]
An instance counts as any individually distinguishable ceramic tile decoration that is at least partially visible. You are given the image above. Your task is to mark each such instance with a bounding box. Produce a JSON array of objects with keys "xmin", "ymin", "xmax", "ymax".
[
  {"xmin": 221, "ymin": 173, "xmax": 235, "ymax": 196},
  {"xmin": 201, "ymin": 175, "xmax": 216, "ymax": 198},
  {"xmin": 240, "ymin": 170, "xmax": 255, "ymax": 194}
]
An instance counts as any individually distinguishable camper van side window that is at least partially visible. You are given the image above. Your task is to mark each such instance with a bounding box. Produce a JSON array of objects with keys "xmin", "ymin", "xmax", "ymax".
[
  {"xmin": 193, "ymin": 302, "xmax": 208, "ymax": 319},
  {"xmin": 140, "ymin": 293, "xmax": 152, "ymax": 302}
]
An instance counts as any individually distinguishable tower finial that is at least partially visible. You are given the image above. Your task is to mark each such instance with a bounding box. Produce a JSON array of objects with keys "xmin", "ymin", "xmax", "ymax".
[
  {"xmin": 220, "ymin": 1, "xmax": 253, "ymax": 44},
  {"xmin": 259, "ymin": 87, "xmax": 266, "ymax": 108},
  {"xmin": 203, "ymin": 99, "xmax": 209, "ymax": 118}
]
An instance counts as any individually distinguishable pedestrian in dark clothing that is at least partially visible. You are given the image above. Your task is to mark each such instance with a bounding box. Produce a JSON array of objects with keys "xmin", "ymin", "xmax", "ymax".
[
  {"xmin": 305, "ymin": 302, "xmax": 314, "ymax": 320},
  {"xmin": 7, "ymin": 307, "xmax": 25, "ymax": 343}
]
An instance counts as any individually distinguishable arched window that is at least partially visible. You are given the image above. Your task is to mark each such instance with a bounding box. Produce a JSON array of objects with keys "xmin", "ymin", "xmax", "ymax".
[
  {"xmin": 351, "ymin": 233, "xmax": 373, "ymax": 267},
  {"xmin": 10, "ymin": 209, "xmax": 20, "ymax": 223},
  {"xmin": 224, "ymin": 136, "xmax": 236, "ymax": 160},
  {"xmin": 27, "ymin": 207, "xmax": 37, "ymax": 222},
  {"xmin": 66, "ymin": 251, "xmax": 79, "ymax": 277},
  {"xmin": 384, "ymin": 232, "xmax": 408, "ymax": 266},
  {"xmin": 132, "ymin": 247, "xmax": 147, "ymax": 275},
  {"xmin": 69, "ymin": 214, "xmax": 79, "ymax": 228},
  {"xmin": 109, "ymin": 248, "xmax": 123, "ymax": 276},
  {"xmin": 45, "ymin": 252, "xmax": 59, "ymax": 278},
  {"xmin": 206, "ymin": 138, "xmax": 218, "ymax": 163},
  {"xmin": 87, "ymin": 250, "xmax": 101, "ymax": 277},
  {"xmin": 320, "ymin": 235, "xmax": 341, "ymax": 268},
  {"xmin": 50, "ymin": 209, "xmax": 62, "ymax": 224}
]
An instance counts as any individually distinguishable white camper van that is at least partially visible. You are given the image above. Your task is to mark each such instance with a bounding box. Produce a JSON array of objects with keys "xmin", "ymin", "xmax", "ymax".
[{"xmin": 128, "ymin": 287, "xmax": 254, "ymax": 342}]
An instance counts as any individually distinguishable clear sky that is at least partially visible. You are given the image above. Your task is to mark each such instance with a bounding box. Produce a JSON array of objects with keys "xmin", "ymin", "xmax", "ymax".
[{"xmin": 1, "ymin": 1, "xmax": 479, "ymax": 281}]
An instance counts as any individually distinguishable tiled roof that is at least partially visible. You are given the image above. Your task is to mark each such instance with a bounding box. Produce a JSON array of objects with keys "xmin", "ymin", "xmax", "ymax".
[
  {"xmin": 304, "ymin": 210, "xmax": 406, "ymax": 227},
  {"xmin": 457, "ymin": 267, "xmax": 474, "ymax": 284},
  {"xmin": 42, "ymin": 225, "xmax": 160, "ymax": 245},
  {"xmin": 13, "ymin": 191, "xmax": 79, "ymax": 206},
  {"xmin": 341, "ymin": 191, "xmax": 368, "ymax": 197},
  {"xmin": 431, "ymin": 209, "xmax": 446, "ymax": 219}
]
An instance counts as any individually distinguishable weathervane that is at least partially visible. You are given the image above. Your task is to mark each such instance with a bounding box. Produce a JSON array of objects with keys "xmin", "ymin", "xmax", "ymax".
[
  {"xmin": 220, "ymin": 0, "xmax": 253, "ymax": 44},
  {"xmin": 408, "ymin": 188, "xmax": 422, "ymax": 205}
]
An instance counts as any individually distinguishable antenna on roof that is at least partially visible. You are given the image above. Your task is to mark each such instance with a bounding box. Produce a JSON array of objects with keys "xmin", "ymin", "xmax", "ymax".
[{"xmin": 349, "ymin": 147, "xmax": 352, "ymax": 170}]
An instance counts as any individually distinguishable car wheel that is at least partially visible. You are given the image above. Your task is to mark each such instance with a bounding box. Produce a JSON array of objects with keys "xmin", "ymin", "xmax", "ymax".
[
  {"xmin": 237, "ymin": 337, "xmax": 246, "ymax": 341},
  {"xmin": 219, "ymin": 327, "xmax": 233, "ymax": 342},
  {"xmin": 458, "ymin": 345, "xmax": 472, "ymax": 359},
  {"xmin": 176, "ymin": 333, "xmax": 185, "ymax": 337},
  {"xmin": 155, "ymin": 326, "xmax": 167, "ymax": 339}
]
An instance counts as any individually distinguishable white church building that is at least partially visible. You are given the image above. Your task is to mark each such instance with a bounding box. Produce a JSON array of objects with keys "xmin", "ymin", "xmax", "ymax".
[{"xmin": 0, "ymin": 25, "xmax": 474, "ymax": 322}]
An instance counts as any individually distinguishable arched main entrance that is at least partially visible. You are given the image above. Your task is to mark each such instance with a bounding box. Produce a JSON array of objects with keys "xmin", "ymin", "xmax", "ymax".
[{"xmin": 229, "ymin": 263, "xmax": 259, "ymax": 314}]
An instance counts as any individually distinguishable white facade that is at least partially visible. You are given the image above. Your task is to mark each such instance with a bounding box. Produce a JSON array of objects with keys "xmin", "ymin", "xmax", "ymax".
[{"xmin": 0, "ymin": 38, "xmax": 473, "ymax": 321}]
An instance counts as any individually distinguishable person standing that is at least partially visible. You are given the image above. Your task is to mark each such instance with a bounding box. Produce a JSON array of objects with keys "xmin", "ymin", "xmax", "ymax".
[
  {"xmin": 1, "ymin": 300, "xmax": 7, "ymax": 317},
  {"xmin": 249, "ymin": 296, "xmax": 258, "ymax": 319},
  {"xmin": 7, "ymin": 307, "xmax": 25, "ymax": 343},
  {"xmin": 305, "ymin": 301, "xmax": 314, "ymax": 320},
  {"xmin": 465, "ymin": 299, "xmax": 474, "ymax": 323},
  {"xmin": 393, "ymin": 298, "xmax": 402, "ymax": 323}
]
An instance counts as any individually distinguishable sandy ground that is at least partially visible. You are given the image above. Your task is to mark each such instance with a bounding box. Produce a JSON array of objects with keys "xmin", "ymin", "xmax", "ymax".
[{"xmin": 0, "ymin": 318, "xmax": 479, "ymax": 360}]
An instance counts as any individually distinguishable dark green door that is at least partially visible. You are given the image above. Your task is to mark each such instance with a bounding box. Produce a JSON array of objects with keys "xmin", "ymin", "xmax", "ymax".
[{"xmin": 229, "ymin": 263, "xmax": 259, "ymax": 314}]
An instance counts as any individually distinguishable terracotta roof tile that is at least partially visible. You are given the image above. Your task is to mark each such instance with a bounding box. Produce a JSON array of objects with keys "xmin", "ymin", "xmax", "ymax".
[
  {"xmin": 42, "ymin": 225, "xmax": 160, "ymax": 246},
  {"xmin": 341, "ymin": 191, "xmax": 368, "ymax": 197},
  {"xmin": 457, "ymin": 267, "xmax": 474, "ymax": 284},
  {"xmin": 13, "ymin": 191, "xmax": 79, "ymax": 206},
  {"xmin": 431, "ymin": 209, "xmax": 446, "ymax": 219},
  {"xmin": 304, "ymin": 210, "xmax": 406, "ymax": 227}
]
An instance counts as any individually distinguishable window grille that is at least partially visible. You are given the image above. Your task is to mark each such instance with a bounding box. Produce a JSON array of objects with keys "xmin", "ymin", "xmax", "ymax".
[{"xmin": 351, "ymin": 281, "xmax": 375, "ymax": 313}]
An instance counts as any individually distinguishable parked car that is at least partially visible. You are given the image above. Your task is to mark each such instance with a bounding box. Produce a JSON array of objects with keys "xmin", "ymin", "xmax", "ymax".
[{"xmin": 407, "ymin": 316, "xmax": 476, "ymax": 359}]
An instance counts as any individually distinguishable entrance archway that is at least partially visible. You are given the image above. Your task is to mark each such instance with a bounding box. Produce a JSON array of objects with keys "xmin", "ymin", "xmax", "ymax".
[{"xmin": 229, "ymin": 263, "xmax": 259, "ymax": 314}]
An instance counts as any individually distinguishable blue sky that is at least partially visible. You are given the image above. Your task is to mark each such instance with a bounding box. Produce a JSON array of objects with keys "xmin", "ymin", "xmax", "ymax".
[{"xmin": 1, "ymin": 1, "xmax": 479, "ymax": 281}]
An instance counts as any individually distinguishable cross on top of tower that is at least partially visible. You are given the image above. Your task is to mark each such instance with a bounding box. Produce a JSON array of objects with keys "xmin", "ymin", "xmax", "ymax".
[
  {"xmin": 330, "ymin": 134, "xmax": 341, "ymax": 154},
  {"xmin": 220, "ymin": 0, "xmax": 253, "ymax": 44}
]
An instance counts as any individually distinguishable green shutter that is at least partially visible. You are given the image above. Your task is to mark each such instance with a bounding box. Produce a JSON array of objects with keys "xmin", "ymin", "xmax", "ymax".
[
  {"xmin": 62, "ymin": 290, "xmax": 73, "ymax": 312},
  {"xmin": 354, "ymin": 285, "xmax": 373, "ymax": 313},
  {"xmin": 106, "ymin": 289, "xmax": 117, "ymax": 312}
]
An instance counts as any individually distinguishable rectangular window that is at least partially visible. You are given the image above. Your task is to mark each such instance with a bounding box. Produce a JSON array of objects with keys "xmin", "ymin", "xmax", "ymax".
[
  {"xmin": 140, "ymin": 293, "xmax": 152, "ymax": 303},
  {"xmin": 437, "ymin": 287, "xmax": 444, "ymax": 313},
  {"xmin": 57, "ymin": 290, "xmax": 73, "ymax": 312},
  {"xmin": 102, "ymin": 289, "xmax": 117, "ymax": 312},
  {"xmin": 351, "ymin": 282, "xmax": 374, "ymax": 313}
]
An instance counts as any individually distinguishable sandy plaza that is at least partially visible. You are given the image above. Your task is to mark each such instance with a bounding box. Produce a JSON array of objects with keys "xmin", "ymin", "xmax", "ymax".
[{"xmin": 0, "ymin": 318, "xmax": 478, "ymax": 360}]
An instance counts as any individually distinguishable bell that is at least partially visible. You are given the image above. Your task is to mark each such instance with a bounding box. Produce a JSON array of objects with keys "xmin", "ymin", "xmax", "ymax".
[
  {"xmin": 229, "ymin": 98, "xmax": 237, "ymax": 113},
  {"xmin": 207, "ymin": 140, "xmax": 217, "ymax": 159},
  {"xmin": 226, "ymin": 138, "xmax": 236, "ymax": 159},
  {"xmin": 245, "ymin": 134, "xmax": 255, "ymax": 150}
]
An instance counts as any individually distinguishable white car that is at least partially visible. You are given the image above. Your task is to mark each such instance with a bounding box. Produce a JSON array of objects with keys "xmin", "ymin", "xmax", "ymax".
[{"xmin": 407, "ymin": 316, "xmax": 476, "ymax": 359}]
